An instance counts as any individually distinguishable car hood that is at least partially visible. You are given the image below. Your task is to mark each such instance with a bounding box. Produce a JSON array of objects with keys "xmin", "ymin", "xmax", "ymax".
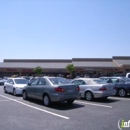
[{"xmin": 14, "ymin": 84, "xmax": 27, "ymax": 88}]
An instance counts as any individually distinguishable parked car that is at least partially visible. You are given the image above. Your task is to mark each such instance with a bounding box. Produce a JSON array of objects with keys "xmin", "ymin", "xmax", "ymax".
[
  {"xmin": 71, "ymin": 78, "xmax": 116, "ymax": 101},
  {"xmin": 0, "ymin": 78, "xmax": 6, "ymax": 85},
  {"xmin": 19, "ymin": 76, "xmax": 30, "ymax": 80},
  {"xmin": 112, "ymin": 73, "xmax": 125, "ymax": 77},
  {"xmin": 121, "ymin": 77, "xmax": 130, "ymax": 82},
  {"xmin": 99, "ymin": 77, "xmax": 130, "ymax": 97},
  {"xmin": 22, "ymin": 77, "xmax": 81, "ymax": 106},
  {"xmin": 4, "ymin": 78, "xmax": 28, "ymax": 95}
]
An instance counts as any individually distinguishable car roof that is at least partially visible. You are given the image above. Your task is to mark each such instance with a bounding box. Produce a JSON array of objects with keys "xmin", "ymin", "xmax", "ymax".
[{"xmin": 8, "ymin": 78, "xmax": 27, "ymax": 80}]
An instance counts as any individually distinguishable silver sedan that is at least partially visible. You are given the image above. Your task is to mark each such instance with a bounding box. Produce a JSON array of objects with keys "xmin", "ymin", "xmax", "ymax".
[
  {"xmin": 4, "ymin": 78, "xmax": 28, "ymax": 95},
  {"xmin": 22, "ymin": 77, "xmax": 81, "ymax": 106},
  {"xmin": 71, "ymin": 78, "xmax": 116, "ymax": 101}
]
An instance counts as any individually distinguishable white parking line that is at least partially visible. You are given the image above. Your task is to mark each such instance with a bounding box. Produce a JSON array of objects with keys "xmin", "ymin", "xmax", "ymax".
[
  {"xmin": 108, "ymin": 97, "xmax": 130, "ymax": 101},
  {"xmin": 0, "ymin": 95, "xmax": 70, "ymax": 120},
  {"xmin": 75, "ymin": 101, "xmax": 112, "ymax": 108}
]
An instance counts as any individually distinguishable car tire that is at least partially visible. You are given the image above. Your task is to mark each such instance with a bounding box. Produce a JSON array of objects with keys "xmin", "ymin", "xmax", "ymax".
[
  {"xmin": 23, "ymin": 91, "xmax": 28, "ymax": 100},
  {"xmin": 85, "ymin": 91, "xmax": 94, "ymax": 101},
  {"xmin": 13, "ymin": 89, "xmax": 17, "ymax": 96},
  {"xmin": 118, "ymin": 89, "xmax": 127, "ymax": 97},
  {"xmin": 4, "ymin": 87, "xmax": 7, "ymax": 93},
  {"xmin": 67, "ymin": 100, "xmax": 74, "ymax": 105},
  {"xmin": 43, "ymin": 94, "xmax": 51, "ymax": 107}
]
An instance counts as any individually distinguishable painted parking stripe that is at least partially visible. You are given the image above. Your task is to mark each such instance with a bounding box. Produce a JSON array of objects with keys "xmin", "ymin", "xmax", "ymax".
[
  {"xmin": 108, "ymin": 97, "xmax": 130, "ymax": 101},
  {"xmin": 0, "ymin": 95, "xmax": 70, "ymax": 120},
  {"xmin": 75, "ymin": 101, "xmax": 112, "ymax": 108}
]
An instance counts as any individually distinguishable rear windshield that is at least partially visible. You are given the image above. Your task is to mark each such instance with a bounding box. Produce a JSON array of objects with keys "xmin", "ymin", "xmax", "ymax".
[
  {"xmin": 93, "ymin": 79, "xmax": 106, "ymax": 84},
  {"xmin": 48, "ymin": 77, "xmax": 70, "ymax": 85},
  {"xmin": 14, "ymin": 79, "xmax": 28, "ymax": 84},
  {"xmin": 122, "ymin": 77, "xmax": 130, "ymax": 82}
]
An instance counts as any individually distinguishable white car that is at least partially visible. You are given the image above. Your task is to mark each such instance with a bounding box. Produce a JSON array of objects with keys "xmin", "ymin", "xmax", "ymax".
[
  {"xmin": 71, "ymin": 78, "xmax": 116, "ymax": 101},
  {"xmin": 4, "ymin": 78, "xmax": 28, "ymax": 95}
]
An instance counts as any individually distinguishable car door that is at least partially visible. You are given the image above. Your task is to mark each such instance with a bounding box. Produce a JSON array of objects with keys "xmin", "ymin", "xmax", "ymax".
[
  {"xmin": 9, "ymin": 79, "xmax": 15, "ymax": 93},
  {"xmin": 78, "ymin": 80, "xmax": 90, "ymax": 93},
  {"xmin": 5, "ymin": 79, "xmax": 10, "ymax": 92},
  {"xmin": 27, "ymin": 78, "xmax": 39, "ymax": 98},
  {"xmin": 34, "ymin": 78, "xmax": 47, "ymax": 100}
]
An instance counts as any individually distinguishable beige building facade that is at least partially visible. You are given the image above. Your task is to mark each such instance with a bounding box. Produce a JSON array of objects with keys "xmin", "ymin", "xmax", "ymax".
[{"xmin": 0, "ymin": 56, "xmax": 130, "ymax": 77}]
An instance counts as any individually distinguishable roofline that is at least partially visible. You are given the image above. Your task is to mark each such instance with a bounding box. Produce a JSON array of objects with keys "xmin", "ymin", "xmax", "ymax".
[
  {"xmin": 72, "ymin": 58, "xmax": 112, "ymax": 61},
  {"xmin": 113, "ymin": 56, "xmax": 130, "ymax": 60},
  {"xmin": 4, "ymin": 59, "xmax": 72, "ymax": 63}
]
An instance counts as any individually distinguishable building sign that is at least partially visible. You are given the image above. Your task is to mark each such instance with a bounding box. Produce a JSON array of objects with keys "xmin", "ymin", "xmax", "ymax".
[
  {"xmin": 102, "ymin": 68, "xmax": 120, "ymax": 71},
  {"xmin": 47, "ymin": 69, "xmax": 63, "ymax": 72},
  {"xmin": 22, "ymin": 69, "xmax": 32, "ymax": 72},
  {"xmin": 6, "ymin": 69, "xmax": 17, "ymax": 72},
  {"xmin": 86, "ymin": 68, "xmax": 94, "ymax": 71},
  {"xmin": 75, "ymin": 68, "xmax": 83, "ymax": 71}
]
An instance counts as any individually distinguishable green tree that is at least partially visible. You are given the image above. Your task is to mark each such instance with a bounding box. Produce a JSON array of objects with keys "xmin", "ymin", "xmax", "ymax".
[
  {"xmin": 65, "ymin": 64, "xmax": 75, "ymax": 78},
  {"xmin": 33, "ymin": 66, "xmax": 43, "ymax": 76}
]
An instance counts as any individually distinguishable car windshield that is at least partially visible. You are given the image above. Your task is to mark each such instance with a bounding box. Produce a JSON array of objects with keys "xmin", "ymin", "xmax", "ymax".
[
  {"xmin": 49, "ymin": 77, "xmax": 70, "ymax": 85},
  {"xmin": 14, "ymin": 79, "xmax": 28, "ymax": 84}
]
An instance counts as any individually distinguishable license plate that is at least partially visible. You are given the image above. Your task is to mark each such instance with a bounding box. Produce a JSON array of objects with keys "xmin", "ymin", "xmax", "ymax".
[
  {"xmin": 107, "ymin": 86, "xmax": 112, "ymax": 90},
  {"xmin": 68, "ymin": 89, "xmax": 73, "ymax": 92}
]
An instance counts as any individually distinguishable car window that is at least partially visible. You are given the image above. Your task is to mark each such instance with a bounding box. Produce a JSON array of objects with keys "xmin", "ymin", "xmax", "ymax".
[
  {"xmin": 107, "ymin": 79, "xmax": 113, "ymax": 83},
  {"xmin": 38, "ymin": 78, "xmax": 46, "ymax": 85},
  {"xmin": 111, "ymin": 78, "xmax": 119, "ymax": 83},
  {"xmin": 7, "ymin": 79, "xmax": 10, "ymax": 83},
  {"xmin": 10, "ymin": 79, "xmax": 14, "ymax": 84},
  {"xmin": 119, "ymin": 79, "xmax": 126, "ymax": 83},
  {"xmin": 31, "ymin": 78, "xmax": 39, "ymax": 85},
  {"xmin": 72, "ymin": 80, "xmax": 80, "ymax": 85},
  {"xmin": 101, "ymin": 78, "xmax": 111, "ymax": 83},
  {"xmin": 48, "ymin": 77, "xmax": 70, "ymax": 85},
  {"xmin": 14, "ymin": 79, "xmax": 28, "ymax": 84},
  {"xmin": 79, "ymin": 80, "xmax": 86, "ymax": 85},
  {"xmin": 93, "ymin": 79, "xmax": 106, "ymax": 84},
  {"xmin": 72, "ymin": 80, "xmax": 86, "ymax": 85}
]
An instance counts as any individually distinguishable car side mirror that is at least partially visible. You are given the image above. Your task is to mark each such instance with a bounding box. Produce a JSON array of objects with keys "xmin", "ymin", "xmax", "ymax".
[{"xmin": 10, "ymin": 82, "xmax": 14, "ymax": 84}]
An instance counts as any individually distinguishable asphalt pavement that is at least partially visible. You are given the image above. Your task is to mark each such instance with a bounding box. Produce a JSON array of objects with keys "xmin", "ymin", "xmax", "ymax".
[{"xmin": 0, "ymin": 86, "xmax": 130, "ymax": 130}]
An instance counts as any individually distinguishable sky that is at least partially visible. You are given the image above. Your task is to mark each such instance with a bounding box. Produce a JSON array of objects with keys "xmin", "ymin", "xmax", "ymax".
[{"xmin": 0, "ymin": 0, "xmax": 130, "ymax": 62}]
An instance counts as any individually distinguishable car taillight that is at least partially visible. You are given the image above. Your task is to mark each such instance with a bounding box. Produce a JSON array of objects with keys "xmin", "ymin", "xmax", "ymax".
[
  {"xmin": 113, "ymin": 86, "xmax": 116, "ymax": 89},
  {"xmin": 99, "ymin": 87, "xmax": 107, "ymax": 91},
  {"xmin": 54, "ymin": 87, "xmax": 64, "ymax": 92},
  {"xmin": 75, "ymin": 86, "xmax": 80, "ymax": 91}
]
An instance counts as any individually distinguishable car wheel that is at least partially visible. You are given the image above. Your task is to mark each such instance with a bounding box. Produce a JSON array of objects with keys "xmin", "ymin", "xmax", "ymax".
[
  {"xmin": 118, "ymin": 89, "xmax": 127, "ymax": 97},
  {"xmin": 23, "ymin": 91, "xmax": 28, "ymax": 100},
  {"xmin": 4, "ymin": 87, "xmax": 7, "ymax": 93},
  {"xmin": 85, "ymin": 91, "xmax": 93, "ymax": 101},
  {"xmin": 13, "ymin": 89, "xmax": 17, "ymax": 96},
  {"xmin": 67, "ymin": 100, "xmax": 74, "ymax": 105},
  {"xmin": 43, "ymin": 94, "xmax": 51, "ymax": 106}
]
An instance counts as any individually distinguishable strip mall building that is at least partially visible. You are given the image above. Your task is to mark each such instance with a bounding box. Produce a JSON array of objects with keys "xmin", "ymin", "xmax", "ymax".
[{"xmin": 0, "ymin": 56, "xmax": 130, "ymax": 77}]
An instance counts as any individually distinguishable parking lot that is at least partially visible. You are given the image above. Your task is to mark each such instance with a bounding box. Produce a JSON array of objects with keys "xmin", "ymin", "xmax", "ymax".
[{"xmin": 0, "ymin": 86, "xmax": 130, "ymax": 130}]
